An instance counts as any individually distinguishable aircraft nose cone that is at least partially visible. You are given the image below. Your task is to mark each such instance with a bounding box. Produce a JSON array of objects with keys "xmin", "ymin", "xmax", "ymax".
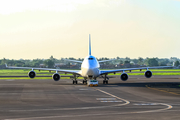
[{"xmin": 87, "ymin": 69, "xmax": 94, "ymax": 75}]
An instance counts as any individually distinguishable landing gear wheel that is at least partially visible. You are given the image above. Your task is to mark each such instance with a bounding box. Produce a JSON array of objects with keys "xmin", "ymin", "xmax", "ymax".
[
  {"xmin": 83, "ymin": 80, "xmax": 87, "ymax": 85},
  {"xmin": 73, "ymin": 80, "xmax": 77, "ymax": 84},
  {"xmin": 106, "ymin": 81, "xmax": 108, "ymax": 84},
  {"xmin": 103, "ymin": 74, "xmax": 108, "ymax": 84},
  {"xmin": 103, "ymin": 80, "xmax": 108, "ymax": 84}
]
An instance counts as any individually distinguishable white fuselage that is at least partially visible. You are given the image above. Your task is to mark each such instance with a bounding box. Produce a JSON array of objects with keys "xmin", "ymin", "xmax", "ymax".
[{"xmin": 79, "ymin": 55, "xmax": 100, "ymax": 78}]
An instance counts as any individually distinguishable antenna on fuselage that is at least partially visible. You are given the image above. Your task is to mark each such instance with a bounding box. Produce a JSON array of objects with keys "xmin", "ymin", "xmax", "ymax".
[{"xmin": 89, "ymin": 34, "xmax": 91, "ymax": 55}]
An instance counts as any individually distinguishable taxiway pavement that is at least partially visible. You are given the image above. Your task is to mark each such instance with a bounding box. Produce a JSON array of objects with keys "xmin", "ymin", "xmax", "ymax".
[{"xmin": 0, "ymin": 76, "xmax": 180, "ymax": 120}]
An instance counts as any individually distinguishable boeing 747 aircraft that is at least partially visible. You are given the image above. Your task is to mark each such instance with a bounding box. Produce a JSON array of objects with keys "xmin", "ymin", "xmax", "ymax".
[{"xmin": 6, "ymin": 34, "xmax": 173, "ymax": 85}]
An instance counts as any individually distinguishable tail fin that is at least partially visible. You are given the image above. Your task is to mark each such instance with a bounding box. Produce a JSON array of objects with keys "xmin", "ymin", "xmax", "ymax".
[
  {"xmin": 89, "ymin": 34, "xmax": 91, "ymax": 55},
  {"xmin": 5, "ymin": 63, "xmax": 8, "ymax": 68}
]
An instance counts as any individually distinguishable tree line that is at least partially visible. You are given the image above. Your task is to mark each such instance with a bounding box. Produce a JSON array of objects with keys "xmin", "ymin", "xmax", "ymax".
[{"xmin": 0, "ymin": 56, "xmax": 179, "ymax": 68}]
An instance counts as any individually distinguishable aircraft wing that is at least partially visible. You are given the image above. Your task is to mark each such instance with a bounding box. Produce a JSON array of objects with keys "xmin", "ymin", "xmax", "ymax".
[
  {"xmin": 100, "ymin": 66, "xmax": 173, "ymax": 75},
  {"xmin": 98, "ymin": 59, "xmax": 115, "ymax": 63},
  {"xmin": 63, "ymin": 59, "xmax": 82, "ymax": 63},
  {"xmin": 5, "ymin": 64, "xmax": 80, "ymax": 75}
]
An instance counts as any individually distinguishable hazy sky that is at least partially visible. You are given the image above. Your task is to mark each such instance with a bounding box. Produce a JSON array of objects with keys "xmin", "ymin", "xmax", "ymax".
[{"xmin": 0, "ymin": 0, "xmax": 180, "ymax": 59}]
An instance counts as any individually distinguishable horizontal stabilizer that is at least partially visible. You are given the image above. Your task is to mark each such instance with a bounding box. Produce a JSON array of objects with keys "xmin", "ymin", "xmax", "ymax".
[
  {"xmin": 63, "ymin": 59, "xmax": 82, "ymax": 63},
  {"xmin": 98, "ymin": 59, "xmax": 116, "ymax": 63}
]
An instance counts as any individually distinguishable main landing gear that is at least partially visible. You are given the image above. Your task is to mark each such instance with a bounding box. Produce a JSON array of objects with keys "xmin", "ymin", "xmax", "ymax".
[
  {"xmin": 72, "ymin": 75, "xmax": 87, "ymax": 85},
  {"xmin": 103, "ymin": 74, "xmax": 109, "ymax": 84},
  {"xmin": 103, "ymin": 80, "xmax": 108, "ymax": 84},
  {"xmin": 83, "ymin": 80, "xmax": 87, "ymax": 85},
  {"xmin": 73, "ymin": 80, "xmax": 77, "ymax": 84},
  {"xmin": 72, "ymin": 74, "xmax": 78, "ymax": 84}
]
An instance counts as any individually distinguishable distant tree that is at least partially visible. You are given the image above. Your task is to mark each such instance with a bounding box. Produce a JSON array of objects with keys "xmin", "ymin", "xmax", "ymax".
[
  {"xmin": 147, "ymin": 58, "xmax": 159, "ymax": 67},
  {"xmin": 69, "ymin": 57, "xmax": 76, "ymax": 60},
  {"xmin": 159, "ymin": 62, "xmax": 167, "ymax": 66},
  {"xmin": 175, "ymin": 61, "xmax": 180, "ymax": 67},
  {"xmin": 132, "ymin": 59, "xmax": 138, "ymax": 64},
  {"xmin": 119, "ymin": 60, "xmax": 123, "ymax": 64},
  {"xmin": 44, "ymin": 59, "xmax": 54, "ymax": 68},
  {"xmin": 104, "ymin": 57, "xmax": 109, "ymax": 60},
  {"xmin": 33, "ymin": 62, "xmax": 39, "ymax": 67},
  {"xmin": 50, "ymin": 55, "xmax": 56, "ymax": 61},
  {"xmin": 7, "ymin": 59, "xmax": 14, "ymax": 66},
  {"xmin": 170, "ymin": 57, "xmax": 178, "ymax": 62},
  {"xmin": 15, "ymin": 61, "xmax": 25, "ymax": 67},
  {"xmin": 138, "ymin": 57, "xmax": 143, "ymax": 65},
  {"xmin": 67, "ymin": 62, "xmax": 71, "ymax": 68},
  {"xmin": 78, "ymin": 58, "xmax": 83, "ymax": 61},
  {"xmin": 125, "ymin": 57, "xmax": 130, "ymax": 61},
  {"xmin": 158, "ymin": 59, "xmax": 169, "ymax": 66},
  {"xmin": 124, "ymin": 61, "xmax": 130, "ymax": 64},
  {"xmin": 1, "ymin": 58, "xmax": 6, "ymax": 64}
]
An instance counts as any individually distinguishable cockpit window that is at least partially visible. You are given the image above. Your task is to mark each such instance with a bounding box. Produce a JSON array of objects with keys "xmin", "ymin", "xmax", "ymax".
[{"xmin": 88, "ymin": 58, "xmax": 94, "ymax": 60}]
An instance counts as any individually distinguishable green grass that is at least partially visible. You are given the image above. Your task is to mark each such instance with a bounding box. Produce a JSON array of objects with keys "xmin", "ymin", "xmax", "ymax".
[
  {"xmin": 127, "ymin": 73, "xmax": 180, "ymax": 75},
  {"xmin": 147, "ymin": 69, "xmax": 180, "ymax": 71},
  {"xmin": 0, "ymin": 77, "xmax": 84, "ymax": 80},
  {"xmin": 0, "ymin": 69, "xmax": 72, "ymax": 76},
  {"xmin": 109, "ymin": 73, "xmax": 180, "ymax": 75},
  {"xmin": 101, "ymin": 69, "xmax": 180, "ymax": 72},
  {"xmin": 0, "ymin": 77, "xmax": 71, "ymax": 79}
]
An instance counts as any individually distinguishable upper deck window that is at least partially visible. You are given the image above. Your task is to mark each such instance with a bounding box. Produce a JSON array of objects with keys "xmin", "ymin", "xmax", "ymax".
[{"xmin": 88, "ymin": 58, "xmax": 94, "ymax": 60}]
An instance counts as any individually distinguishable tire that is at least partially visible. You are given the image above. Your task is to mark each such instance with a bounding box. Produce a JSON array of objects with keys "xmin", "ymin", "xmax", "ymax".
[{"xmin": 103, "ymin": 80, "xmax": 105, "ymax": 84}]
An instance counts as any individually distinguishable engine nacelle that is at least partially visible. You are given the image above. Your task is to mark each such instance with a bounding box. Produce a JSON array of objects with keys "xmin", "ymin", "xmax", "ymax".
[
  {"xmin": 52, "ymin": 73, "xmax": 61, "ymax": 81},
  {"xmin": 120, "ymin": 73, "xmax": 128, "ymax": 81},
  {"xmin": 144, "ymin": 70, "xmax": 152, "ymax": 78},
  {"xmin": 28, "ymin": 71, "xmax": 36, "ymax": 78}
]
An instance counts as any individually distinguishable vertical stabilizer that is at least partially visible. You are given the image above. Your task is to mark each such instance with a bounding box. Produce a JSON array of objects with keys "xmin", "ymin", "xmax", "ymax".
[{"xmin": 89, "ymin": 34, "xmax": 91, "ymax": 55}]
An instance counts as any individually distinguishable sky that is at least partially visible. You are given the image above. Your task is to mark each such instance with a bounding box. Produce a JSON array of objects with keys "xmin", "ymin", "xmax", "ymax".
[{"xmin": 0, "ymin": 0, "xmax": 180, "ymax": 59}]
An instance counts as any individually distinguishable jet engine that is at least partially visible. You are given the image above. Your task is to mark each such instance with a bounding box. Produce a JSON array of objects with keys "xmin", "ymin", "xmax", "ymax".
[
  {"xmin": 144, "ymin": 70, "xmax": 152, "ymax": 78},
  {"xmin": 120, "ymin": 73, "xmax": 128, "ymax": 81},
  {"xmin": 52, "ymin": 73, "xmax": 61, "ymax": 81},
  {"xmin": 28, "ymin": 71, "xmax": 36, "ymax": 78}
]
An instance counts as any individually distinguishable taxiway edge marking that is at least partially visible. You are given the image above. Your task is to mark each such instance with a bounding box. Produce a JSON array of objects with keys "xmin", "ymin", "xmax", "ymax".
[{"xmin": 146, "ymin": 85, "xmax": 180, "ymax": 95}]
